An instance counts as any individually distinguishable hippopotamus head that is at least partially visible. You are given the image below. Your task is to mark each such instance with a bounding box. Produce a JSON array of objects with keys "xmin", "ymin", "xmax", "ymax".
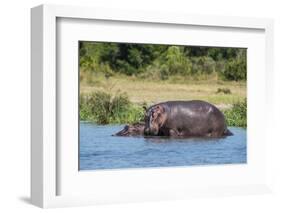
[
  {"xmin": 114, "ymin": 122, "xmax": 145, "ymax": 136},
  {"xmin": 144, "ymin": 104, "xmax": 167, "ymax": 136}
]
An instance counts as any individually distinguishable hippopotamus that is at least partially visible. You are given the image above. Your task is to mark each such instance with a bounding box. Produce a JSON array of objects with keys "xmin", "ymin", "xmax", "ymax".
[
  {"xmin": 114, "ymin": 122, "xmax": 145, "ymax": 136},
  {"xmin": 144, "ymin": 100, "xmax": 232, "ymax": 137}
]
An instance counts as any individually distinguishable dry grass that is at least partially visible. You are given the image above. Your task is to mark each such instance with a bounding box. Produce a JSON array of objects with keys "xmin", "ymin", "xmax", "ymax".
[{"xmin": 80, "ymin": 74, "xmax": 246, "ymax": 108}]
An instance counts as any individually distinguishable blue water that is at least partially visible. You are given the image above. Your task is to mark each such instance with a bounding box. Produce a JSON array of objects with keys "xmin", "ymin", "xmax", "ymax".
[{"xmin": 79, "ymin": 122, "xmax": 247, "ymax": 170}]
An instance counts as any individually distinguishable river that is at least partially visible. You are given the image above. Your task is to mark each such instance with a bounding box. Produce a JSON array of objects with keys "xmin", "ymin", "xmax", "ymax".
[{"xmin": 79, "ymin": 122, "xmax": 247, "ymax": 170}]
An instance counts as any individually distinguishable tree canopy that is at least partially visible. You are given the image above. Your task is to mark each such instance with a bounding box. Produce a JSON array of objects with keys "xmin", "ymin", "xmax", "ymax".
[{"xmin": 79, "ymin": 41, "xmax": 247, "ymax": 81}]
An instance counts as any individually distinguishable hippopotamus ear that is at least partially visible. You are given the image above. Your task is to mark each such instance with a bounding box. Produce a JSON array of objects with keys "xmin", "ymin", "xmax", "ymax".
[
  {"xmin": 154, "ymin": 105, "xmax": 165, "ymax": 115},
  {"xmin": 143, "ymin": 106, "xmax": 147, "ymax": 111}
]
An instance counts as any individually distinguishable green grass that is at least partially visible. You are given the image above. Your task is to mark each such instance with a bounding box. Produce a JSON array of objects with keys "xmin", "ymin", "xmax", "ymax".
[
  {"xmin": 223, "ymin": 99, "xmax": 247, "ymax": 128},
  {"xmin": 80, "ymin": 91, "xmax": 144, "ymax": 124}
]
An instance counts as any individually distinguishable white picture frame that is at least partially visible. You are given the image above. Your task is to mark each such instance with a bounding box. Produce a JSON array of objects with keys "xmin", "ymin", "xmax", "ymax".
[{"xmin": 31, "ymin": 4, "xmax": 274, "ymax": 208}]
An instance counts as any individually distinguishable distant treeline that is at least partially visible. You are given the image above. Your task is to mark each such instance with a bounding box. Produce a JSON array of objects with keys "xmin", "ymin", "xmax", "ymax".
[{"xmin": 79, "ymin": 42, "xmax": 247, "ymax": 81}]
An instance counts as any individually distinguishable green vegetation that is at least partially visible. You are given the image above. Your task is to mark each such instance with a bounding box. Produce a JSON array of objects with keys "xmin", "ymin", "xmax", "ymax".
[
  {"xmin": 220, "ymin": 50, "xmax": 247, "ymax": 81},
  {"xmin": 80, "ymin": 91, "xmax": 144, "ymax": 124},
  {"xmin": 79, "ymin": 42, "xmax": 246, "ymax": 81},
  {"xmin": 223, "ymin": 99, "xmax": 247, "ymax": 127},
  {"xmin": 79, "ymin": 42, "xmax": 247, "ymax": 127}
]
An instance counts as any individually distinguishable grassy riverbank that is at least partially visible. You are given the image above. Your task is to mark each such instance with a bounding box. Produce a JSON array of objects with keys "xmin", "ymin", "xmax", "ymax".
[{"xmin": 80, "ymin": 75, "xmax": 247, "ymax": 127}]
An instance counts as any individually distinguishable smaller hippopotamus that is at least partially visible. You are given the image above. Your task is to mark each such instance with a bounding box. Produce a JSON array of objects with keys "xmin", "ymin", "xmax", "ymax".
[{"xmin": 114, "ymin": 122, "xmax": 145, "ymax": 136}]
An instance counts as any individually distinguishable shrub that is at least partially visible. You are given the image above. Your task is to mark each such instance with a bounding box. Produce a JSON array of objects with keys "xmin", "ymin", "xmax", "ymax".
[
  {"xmin": 138, "ymin": 63, "xmax": 170, "ymax": 80},
  {"xmin": 159, "ymin": 65, "xmax": 169, "ymax": 80},
  {"xmin": 165, "ymin": 46, "xmax": 192, "ymax": 75},
  {"xmin": 191, "ymin": 56, "xmax": 216, "ymax": 75},
  {"xmin": 80, "ymin": 91, "xmax": 144, "ymax": 124},
  {"xmin": 224, "ymin": 99, "xmax": 247, "ymax": 127},
  {"xmin": 220, "ymin": 50, "xmax": 247, "ymax": 81}
]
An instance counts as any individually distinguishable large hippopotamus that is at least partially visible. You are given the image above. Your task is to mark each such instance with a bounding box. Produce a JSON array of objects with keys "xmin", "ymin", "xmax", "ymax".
[{"xmin": 144, "ymin": 100, "xmax": 232, "ymax": 137}]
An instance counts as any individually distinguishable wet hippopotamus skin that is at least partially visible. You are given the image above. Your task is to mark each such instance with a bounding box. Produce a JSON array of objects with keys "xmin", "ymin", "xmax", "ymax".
[
  {"xmin": 114, "ymin": 122, "xmax": 145, "ymax": 136},
  {"xmin": 144, "ymin": 100, "xmax": 232, "ymax": 137}
]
